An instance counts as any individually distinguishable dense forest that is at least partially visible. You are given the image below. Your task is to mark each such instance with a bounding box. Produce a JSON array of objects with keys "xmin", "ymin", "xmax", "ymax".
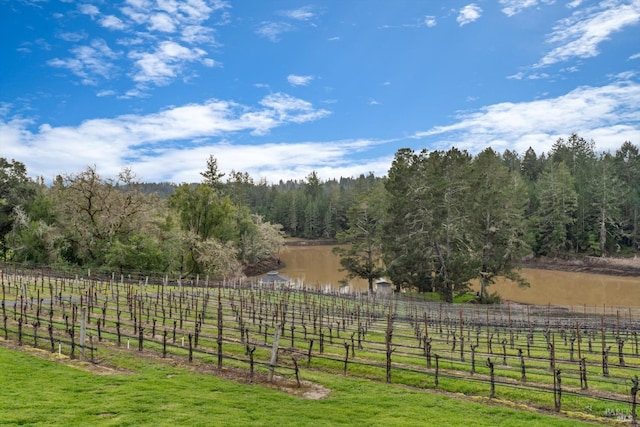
[{"xmin": 1, "ymin": 134, "xmax": 639, "ymax": 301}]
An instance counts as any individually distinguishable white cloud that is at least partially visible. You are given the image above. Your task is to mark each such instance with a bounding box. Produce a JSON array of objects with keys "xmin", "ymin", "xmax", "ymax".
[
  {"xmin": 100, "ymin": 15, "xmax": 127, "ymax": 30},
  {"xmin": 255, "ymin": 21, "xmax": 293, "ymax": 42},
  {"xmin": 51, "ymin": 0, "xmax": 228, "ymax": 90},
  {"xmin": 568, "ymin": 0, "xmax": 585, "ymax": 8},
  {"xmin": 78, "ymin": 3, "xmax": 100, "ymax": 17},
  {"xmin": 0, "ymin": 102, "xmax": 11, "ymax": 117},
  {"xmin": 457, "ymin": 4, "xmax": 482, "ymax": 26},
  {"xmin": 499, "ymin": 0, "xmax": 555, "ymax": 17},
  {"xmin": 181, "ymin": 25, "xmax": 215, "ymax": 44},
  {"xmin": 630, "ymin": 52, "xmax": 640, "ymax": 60},
  {"xmin": 536, "ymin": 1, "xmax": 640, "ymax": 67},
  {"xmin": 58, "ymin": 31, "xmax": 87, "ymax": 42},
  {"xmin": 47, "ymin": 39, "xmax": 119, "ymax": 85},
  {"xmin": 96, "ymin": 89, "xmax": 116, "ymax": 97},
  {"xmin": 129, "ymin": 41, "xmax": 210, "ymax": 86},
  {"xmin": 149, "ymin": 12, "xmax": 176, "ymax": 32},
  {"xmin": 424, "ymin": 16, "xmax": 437, "ymax": 27},
  {"xmin": 280, "ymin": 6, "xmax": 315, "ymax": 21},
  {"xmin": 287, "ymin": 74, "xmax": 313, "ymax": 86},
  {"xmin": 0, "ymin": 92, "xmax": 333, "ymax": 182},
  {"xmin": 413, "ymin": 78, "xmax": 640, "ymax": 155}
]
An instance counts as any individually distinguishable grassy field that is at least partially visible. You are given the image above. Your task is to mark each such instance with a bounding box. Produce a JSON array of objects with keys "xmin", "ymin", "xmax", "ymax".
[{"xmin": 0, "ymin": 344, "xmax": 603, "ymax": 427}]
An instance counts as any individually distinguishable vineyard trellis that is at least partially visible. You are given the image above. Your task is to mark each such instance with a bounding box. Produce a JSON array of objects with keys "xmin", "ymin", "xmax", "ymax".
[{"xmin": 2, "ymin": 262, "xmax": 640, "ymax": 425}]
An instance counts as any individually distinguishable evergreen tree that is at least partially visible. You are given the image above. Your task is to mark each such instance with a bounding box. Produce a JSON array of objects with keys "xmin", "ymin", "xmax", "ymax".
[
  {"xmin": 334, "ymin": 180, "xmax": 387, "ymax": 292},
  {"xmin": 534, "ymin": 161, "xmax": 578, "ymax": 256},
  {"xmin": 469, "ymin": 149, "xmax": 529, "ymax": 301}
]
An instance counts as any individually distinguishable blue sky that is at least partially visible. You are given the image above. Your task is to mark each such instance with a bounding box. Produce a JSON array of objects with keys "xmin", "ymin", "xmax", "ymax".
[{"xmin": 1, "ymin": 0, "xmax": 639, "ymax": 184}]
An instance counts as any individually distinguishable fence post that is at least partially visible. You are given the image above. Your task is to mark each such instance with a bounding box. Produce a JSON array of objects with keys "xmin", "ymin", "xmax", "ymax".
[
  {"xmin": 307, "ymin": 339, "xmax": 314, "ymax": 368},
  {"xmin": 434, "ymin": 354, "xmax": 440, "ymax": 389},
  {"xmin": 554, "ymin": 369, "xmax": 562, "ymax": 412},
  {"xmin": 268, "ymin": 326, "xmax": 281, "ymax": 382},
  {"xmin": 631, "ymin": 375, "xmax": 638, "ymax": 427},
  {"xmin": 487, "ymin": 358, "xmax": 495, "ymax": 398}
]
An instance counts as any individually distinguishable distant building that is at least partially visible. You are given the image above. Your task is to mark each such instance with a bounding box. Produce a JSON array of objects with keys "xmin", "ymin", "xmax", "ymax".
[
  {"xmin": 259, "ymin": 271, "xmax": 291, "ymax": 287},
  {"xmin": 375, "ymin": 278, "xmax": 393, "ymax": 295}
]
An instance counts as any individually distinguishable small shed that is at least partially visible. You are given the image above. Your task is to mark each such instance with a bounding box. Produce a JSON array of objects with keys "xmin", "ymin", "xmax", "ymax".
[
  {"xmin": 375, "ymin": 278, "xmax": 393, "ymax": 295},
  {"xmin": 259, "ymin": 271, "xmax": 290, "ymax": 287}
]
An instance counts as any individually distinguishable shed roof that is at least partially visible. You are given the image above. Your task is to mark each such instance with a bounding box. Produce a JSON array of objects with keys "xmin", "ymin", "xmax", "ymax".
[{"xmin": 260, "ymin": 271, "xmax": 290, "ymax": 283}]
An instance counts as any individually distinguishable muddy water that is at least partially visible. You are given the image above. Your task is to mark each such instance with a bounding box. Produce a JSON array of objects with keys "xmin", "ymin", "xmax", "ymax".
[
  {"xmin": 278, "ymin": 244, "xmax": 640, "ymax": 308},
  {"xmin": 278, "ymin": 245, "xmax": 369, "ymax": 290}
]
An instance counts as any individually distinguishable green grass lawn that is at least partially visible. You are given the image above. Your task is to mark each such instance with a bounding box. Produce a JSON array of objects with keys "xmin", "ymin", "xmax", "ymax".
[{"xmin": 0, "ymin": 345, "xmax": 605, "ymax": 427}]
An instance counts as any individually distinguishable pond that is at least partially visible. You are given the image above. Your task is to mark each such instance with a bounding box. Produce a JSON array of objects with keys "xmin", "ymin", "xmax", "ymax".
[{"xmin": 277, "ymin": 244, "xmax": 640, "ymax": 309}]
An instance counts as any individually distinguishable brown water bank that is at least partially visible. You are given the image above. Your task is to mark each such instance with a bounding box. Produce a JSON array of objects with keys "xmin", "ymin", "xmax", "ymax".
[{"xmin": 523, "ymin": 256, "xmax": 640, "ymax": 277}]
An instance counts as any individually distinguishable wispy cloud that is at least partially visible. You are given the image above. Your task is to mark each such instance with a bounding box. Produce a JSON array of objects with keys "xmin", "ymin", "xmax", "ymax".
[
  {"xmin": 255, "ymin": 21, "xmax": 294, "ymax": 42},
  {"xmin": 507, "ymin": 71, "xmax": 551, "ymax": 80},
  {"xmin": 536, "ymin": 1, "xmax": 640, "ymax": 67},
  {"xmin": 287, "ymin": 74, "xmax": 314, "ymax": 87},
  {"xmin": 57, "ymin": 31, "xmax": 87, "ymax": 42},
  {"xmin": 379, "ymin": 15, "xmax": 438, "ymax": 29},
  {"xmin": 424, "ymin": 16, "xmax": 437, "ymax": 27},
  {"xmin": 279, "ymin": 6, "xmax": 316, "ymax": 21},
  {"xmin": 47, "ymin": 39, "xmax": 119, "ymax": 85},
  {"xmin": 256, "ymin": 5, "xmax": 319, "ymax": 42},
  {"xmin": 129, "ymin": 41, "xmax": 213, "ymax": 87},
  {"xmin": 499, "ymin": 0, "xmax": 555, "ymax": 17},
  {"xmin": 99, "ymin": 15, "xmax": 127, "ymax": 30},
  {"xmin": 78, "ymin": 3, "xmax": 99, "ymax": 17},
  {"xmin": 414, "ymin": 77, "xmax": 640, "ymax": 154},
  {"xmin": 457, "ymin": 4, "xmax": 482, "ymax": 26}
]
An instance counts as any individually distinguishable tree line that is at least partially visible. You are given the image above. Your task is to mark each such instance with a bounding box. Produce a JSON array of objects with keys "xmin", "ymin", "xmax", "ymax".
[
  {"xmin": 1, "ymin": 134, "xmax": 639, "ymax": 299},
  {"xmin": 0, "ymin": 158, "xmax": 284, "ymax": 280}
]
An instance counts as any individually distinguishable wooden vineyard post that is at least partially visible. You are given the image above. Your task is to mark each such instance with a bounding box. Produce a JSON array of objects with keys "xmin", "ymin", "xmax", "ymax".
[
  {"xmin": 425, "ymin": 337, "xmax": 432, "ymax": 369},
  {"xmin": 501, "ymin": 339, "xmax": 507, "ymax": 365},
  {"xmin": 80, "ymin": 308, "xmax": 86, "ymax": 357},
  {"xmin": 18, "ymin": 317, "xmax": 22, "ymax": 346},
  {"xmin": 163, "ymin": 330, "xmax": 167, "ymax": 358},
  {"xmin": 631, "ymin": 375, "xmax": 639, "ymax": 427},
  {"xmin": 248, "ymin": 346, "xmax": 256, "ymax": 383},
  {"xmin": 459, "ymin": 309, "xmax": 464, "ymax": 361},
  {"xmin": 580, "ymin": 357, "xmax": 588, "ymax": 390},
  {"xmin": 618, "ymin": 337, "xmax": 626, "ymax": 367},
  {"xmin": 554, "ymin": 369, "xmax": 562, "ymax": 412},
  {"xmin": 601, "ymin": 314, "xmax": 608, "ymax": 377},
  {"xmin": 434, "ymin": 354, "xmax": 440, "ymax": 389},
  {"xmin": 292, "ymin": 357, "xmax": 301, "ymax": 388},
  {"xmin": 268, "ymin": 326, "xmax": 281, "ymax": 382},
  {"xmin": 217, "ymin": 289, "xmax": 223, "ymax": 369},
  {"xmin": 138, "ymin": 327, "xmax": 144, "ymax": 351},
  {"xmin": 343, "ymin": 342, "xmax": 349, "ymax": 375},
  {"xmin": 385, "ymin": 307, "xmax": 395, "ymax": 383},
  {"xmin": 307, "ymin": 339, "xmax": 314, "ymax": 368},
  {"xmin": 351, "ymin": 332, "xmax": 356, "ymax": 358},
  {"xmin": 471, "ymin": 344, "xmax": 478, "ymax": 375},
  {"xmin": 48, "ymin": 323, "xmax": 54, "ymax": 352},
  {"xmin": 519, "ymin": 348, "xmax": 526, "ymax": 382},
  {"xmin": 487, "ymin": 358, "xmax": 495, "ymax": 398}
]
